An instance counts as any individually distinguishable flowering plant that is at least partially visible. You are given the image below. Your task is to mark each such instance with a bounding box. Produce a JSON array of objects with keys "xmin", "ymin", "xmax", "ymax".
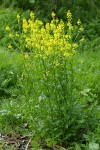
[
  {"xmin": 5, "ymin": 10, "xmax": 85, "ymax": 144},
  {"xmin": 5, "ymin": 10, "xmax": 84, "ymax": 58}
]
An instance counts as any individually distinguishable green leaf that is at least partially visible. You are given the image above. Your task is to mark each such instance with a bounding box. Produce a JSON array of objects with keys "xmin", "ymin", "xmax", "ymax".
[
  {"xmin": 89, "ymin": 142, "xmax": 99, "ymax": 150},
  {"xmin": 84, "ymin": 88, "xmax": 91, "ymax": 93},
  {"xmin": 75, "ymin": 143, "xmax": 81, "ymax": 150}
]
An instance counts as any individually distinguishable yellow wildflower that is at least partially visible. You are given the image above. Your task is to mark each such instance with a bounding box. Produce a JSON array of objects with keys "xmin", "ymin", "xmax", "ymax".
[
  {"xmin": 8, "ymin": 45, "xmax": 12, "ymax": 49},
  {"xmin": 64, "ymin": 52, "xmax": 72, "ymax": 57},
  {"xmin": 73, "ymin": 43, "xmax": 78, "ymax": 49},
  {"xmin": 5, "ymin": 26, "xmax": 10, "ymax": 31},
  {"xmin": 9, "ymin": 33, "xmax": 13, "ymax": 38},
  {"xmin": 67, "ymin": 10, "xmax": 72, "ymax": 20},
  {"xmin": 22, "ymin": 18, "xmax": 29, "ymax": 33},
  {"xmin": 80, "ymin": 36, "xmax": 85, "ymax": 42},
  {"xmin": 53, "ymin": 61, "xmax": 60, "ymax": 68},
  {"xmin": 45, "ymin": 23, "xmax": 50, "ymax": 30},
  {"xmin": 30, "ymin": 11, "xmax": 34, "ymax": 19},
  {"xmin": 65, "ymin": 34, "xmax": 71, "ymax": 39},
  {"xmin": 52, "ymin": 11, "xmax": 56, "ymax": 18},
  {"xmin": 14, "ymin": 9, "xmax": 83, "ymax": 58},
  {"xmin": 17, "ymin": 14, "xmax": 20, "ymax": 19},
  {"xmin": 67, "ymin": 22, "xmax": 73, "ymax": 30},
  {"xmin": 15, "ymin": 32, "xmax": 19, "ymax": 38},
  {"xmin": 77, "ymin": 19, "xmax": 81, "ymax": 25},
  {"xmin": 79, "ymin": 26, "xmax": 84, "ymax": 31},
  {"xmin": 50, "ymin": 21, "xmax": 56, "ymax": 30},
  {"xmin": 25, "ymin": 64, "xmax": 29, "ymax": 67},
  {"xmin": 24, "ymin": 53, "xmax": 29, "ymax": 59}
]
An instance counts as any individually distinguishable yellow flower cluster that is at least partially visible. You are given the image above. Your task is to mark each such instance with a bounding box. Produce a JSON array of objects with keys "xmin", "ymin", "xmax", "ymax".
[
  {"xmin": 8, "ymin": 44, "xmax": 13, "ymax": 49},
  {"xmin": 17, "ymin": 14, "xmax": 20, "ymax": 23},
  {"xmin": 5, "ymin": 11, "xmax": 84, "ymax": 58},
  {"xmin": 67, "ymin": 10, "xmax": 72, "ymax": 20},
  {"xmin": 52, "ymin": 11, "xmax": 56, "ymax": 18},
  {"xmin": 5, "ymin": 25, "xmax": 20, "ymax": 50},
  {"xmin": 5, "ymin": 26, "xmax": 10, "ymax": 31},
  {"xmin": 77, "ymin": 19, "xmax": 81, "ymax": 25},
  {"xmin": 5, "ymin": 26, "xmax": 19, "ymax": 38},
  {"xmin": 9, "ymin": 33, "xmax": 13, "ymax": 38},
  {"xmin": 21, "ymin": 11, "xmax": 83, "ymax": 58}
]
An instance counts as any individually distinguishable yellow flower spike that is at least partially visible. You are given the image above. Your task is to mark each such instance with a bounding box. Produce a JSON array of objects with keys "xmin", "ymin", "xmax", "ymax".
[
  {"xmin": 77, "ymin": 19, "xmax": 81, "ymax": 25},
  {"xmin": 24, "ymin": 53, "xmax": 29, "ymax": 60},
  {"xmin": 15, "ymin": 32, "xmax": 19, "ymax": 38},
  {"xmin": 8, "ymin": 45, "xmax": 13, "ymax": 49},
  {"xmin": 53, "ymin": 60, "xmax": 60, "ymax": 68},
  {"xmin": 57, "ymin": 20, "xmax": 64, "ymax": 31},
  {"xmin": 79, "ymin": 26, "xmax": 84, "ymax": 31},
  {"xmin": 9, "ymin": 33, "xmax": 13, "ymax": 38},
  {"xmin": 67, "ymin": 10, "xmax": 72, "ymax": 20},
  {"xmin": 65, "ymin": 43, "xmax": 72, "ymax": 50},
  {"xmin": 17, "ymin": 14, "xmax": 20, "ymax": 20},
  {"xmin": 65, "ymin": 34, "xmax": 69, "ymax": 39},
  {"xmin": 30, "ymin": 11, "xmax": 34, "ymax": 19},
  {"xmin": 65, "ymin": 34, "xmax": 71, "ymax": 40},
  {"xmin": 64, "ymin": 52, "xmax": 72, "ymax": 57},
  {"xmin": 67, "ymin": 22, "xmax": 73, "ymax": 30},
  {"xmin": 80, "ymin": 36, "xmax": 85, "ymax": 42},
  {"xmin": 25, "ymin": 64, "xmax": 28, "ymax": 67},
  {"xmin": 51, "ymin": 11, "xmax": 56, "ymax": 18},
  {"xmin": 45, "ymin": 23, "xmax": 50, "ymax": 30},
  {"xmin": 69, "ymin": 25, "xmax": 73, "ymax": 30},
  {"xmin": 50, "ymin": 22, "xmax": 56, "ymax": 30},
  {"xmin": 19, "ymin": 9, "xmax": 83, "ymax": 58},
  {"xmin": 22, "ymin": 18, "xmax": 29, "ymax": 33},
  {"xmin": 55, "ymin": 19, "xmax": 59, "ymax": 23},
  {"xmin": 5, "ymin": 26, "xmax": 10, "ymax": 31},
  {"xmin": 73, "ymin": 43, "xmax": 78, "ymax": 49}
]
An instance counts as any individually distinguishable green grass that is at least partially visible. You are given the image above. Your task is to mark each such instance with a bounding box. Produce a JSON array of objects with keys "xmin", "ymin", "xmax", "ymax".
[{"xmin": 0, "ymin": 48, "xmax": 100, "ymax": 149}]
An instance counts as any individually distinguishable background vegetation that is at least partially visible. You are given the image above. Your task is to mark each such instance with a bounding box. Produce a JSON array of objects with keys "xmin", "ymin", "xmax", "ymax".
[{"xmin": 0, "ymin": 0, "xmax": 100, "ymax": 149}]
